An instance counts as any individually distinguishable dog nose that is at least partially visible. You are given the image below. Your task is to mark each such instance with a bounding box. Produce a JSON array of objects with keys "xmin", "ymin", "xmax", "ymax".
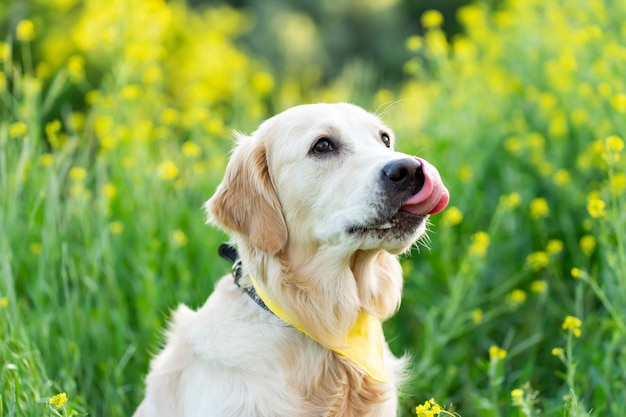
[{"xmin": 382, "ymin": 158, "xmax": 425, "ymax": 190}]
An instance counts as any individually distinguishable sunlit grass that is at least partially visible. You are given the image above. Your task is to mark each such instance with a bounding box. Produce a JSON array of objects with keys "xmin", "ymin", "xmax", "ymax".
[{"xmin": 1, "ymin": 0, "xmax": 625, "ymax": 416}]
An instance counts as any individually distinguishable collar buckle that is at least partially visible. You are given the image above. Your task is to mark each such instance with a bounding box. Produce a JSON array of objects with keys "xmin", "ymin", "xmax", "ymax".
[{"xmin": 218, "ymin": 243, "xmax": 272, "ymax": 314}]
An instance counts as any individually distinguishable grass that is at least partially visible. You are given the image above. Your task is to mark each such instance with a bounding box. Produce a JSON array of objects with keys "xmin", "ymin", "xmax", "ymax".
[{"xmin": 1, "ymin": 0, "xmax": 625, "ymax": 416}]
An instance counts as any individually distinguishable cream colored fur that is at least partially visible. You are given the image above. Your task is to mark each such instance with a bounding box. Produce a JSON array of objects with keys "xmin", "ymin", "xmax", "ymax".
[{"xmin": 134, "ymin": 103, "xmax": 434, "ymax": 417}]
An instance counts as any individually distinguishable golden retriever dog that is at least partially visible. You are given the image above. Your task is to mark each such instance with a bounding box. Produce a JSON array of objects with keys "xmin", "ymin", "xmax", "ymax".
[{"xmin": 134, "ymin": 103, "xmax": 449, "ymax": 417}]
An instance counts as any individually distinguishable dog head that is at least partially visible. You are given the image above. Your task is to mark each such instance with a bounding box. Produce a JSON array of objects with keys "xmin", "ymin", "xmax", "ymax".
[
  {"xmin": 206, "ymin": 103, "xmax": 448, "ymax": 256},
  {"xmin": 205, "ymin": 103, "xmax": 449, "ymax": 348}
]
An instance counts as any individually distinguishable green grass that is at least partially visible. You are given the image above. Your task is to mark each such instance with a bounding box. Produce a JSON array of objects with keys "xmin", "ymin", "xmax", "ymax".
[{"xmin": 1, "ymin": 1, "xmax": 625, "ymax": 416}]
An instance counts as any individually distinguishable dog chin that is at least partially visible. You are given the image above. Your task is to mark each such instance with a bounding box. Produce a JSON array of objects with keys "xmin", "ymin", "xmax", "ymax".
[{"xmin": 347, "ymin": 211, "xmax": 427, "ymax": 251}]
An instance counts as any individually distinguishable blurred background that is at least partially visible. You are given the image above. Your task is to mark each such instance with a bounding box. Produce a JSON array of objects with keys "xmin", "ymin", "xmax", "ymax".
[
  {"xmin": 217, "ymin": 0, "xmax": 472, "ymax": 81},
  {"xmin": 1, "ymin": 0, "xmax": 625, "ymax": 416}
]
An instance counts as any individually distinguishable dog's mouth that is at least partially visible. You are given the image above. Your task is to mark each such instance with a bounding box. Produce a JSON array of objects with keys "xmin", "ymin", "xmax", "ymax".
[
  {"xmin": 347, "ymin": 157, "xmax": 449, "ymax": 238},
  {"xmin": 369, "ymin": 212, "xmax": 425, "ymax": 231},
  {"xmin": 347, "ymin": 208, "xmax": 426, "ymax": 237}
]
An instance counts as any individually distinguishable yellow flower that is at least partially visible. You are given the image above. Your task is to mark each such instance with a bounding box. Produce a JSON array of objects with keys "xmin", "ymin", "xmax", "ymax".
[
  {"xmin": 0, "ymin": 297, "xmax": 8, "ymax": 308},
  {"xmin": 25, "ymin": 77, "xmax": 41, "ymax": 97},
  {"xmin": 562, "ymin": 315, "xmax": 582, "ymax": 337},
  {"xmin": 0, "ymin": 41, "xmax": 10, "ymax": 60},
  {"xmin": 45, "ymin": 120, "xmax": 62, "ymax": 147},
  {"xmin": 611, "ymin": 94, "xmax": 626, "ymax": 113},
  {"xmin": 499, "ymin": 192, "xmax": 521, "ymax": 209},
  {"xmin": 102, "ymin": 184, "xmax": 117, "ymax": 198},
  {"xmin": 441, "ymin": 206, "xmax": 463, "ymax": 226},
  {"xmin": 86, "ymin": 90, "xmax": 100, "ymax": 105},
  {"xmin": 610, "ymin": 173, "xmax": 626, "ymax": 195},
  {"xmin": 605, "ymin": 135, "xmax": 624, "ymax": 152},
  {"xmin": 511, "ymin": 388, "xmax": 524, "ymax": 406},
  {"xmin": 504, "ymin": 136, "xmax": 522, "ymax": 154},
  {"xmin": 546, "ymin": 239, "xmax": 563, "ymax": 254},
  {"xmin": 95, "ymin": 134, "xmax": 116, "ymax": 149},
  {"xmin": 422, "ymin": 10, "xmax": 444, "ymax": 29},
  {"xmin": 121, "ymin": 85, "xmax": 143, "ymax": 99},
  {"xmin": 457, "ymin": 4, "xmax": 484, "ymax": 27},
  {"xmin": 69, "ymin": 167, "xmax": 87, "ymax": 181},
  {"xmin": 507, "ymin": 289, "xmax": 527, "ymax": 306},
  {"xmin": 511, "ymin": 388, "xmax": 524, "ymax": 398},
  {"xmin": 530, "ymin": 197, "xmax": 549, "ymax": 219},
  {"xmin": 425, "ymin": 29, "xmax": 449, "ymax": 56},
  {"xmin": 469, "ymin": 231, "xmax": 490, "ymax": 257},
  {"xmin": 16, "ymin": 20, "xmax": 36, "ymax": 42},
  {"xmin": 579, "ymin": 235, "xmax": 596, "ymax": 256},
  {"xmin": 171, "ymin": 229, "xmax": 188, "ymax": 247},
  {"xmin": 182, "ymin": 141, "xmax": 202, "ymax": 158},
  {"xmin": 551, "ymin": 347, "xmax": 564, "ymax": 357},
  {"xmin": 530, "ymin": 280, "xmax": 547, "ymax": 294},
  {"xmin": 570, "ymin": 267, "xmax": 582, "ymax": 279},
  {"xmin": 415, "ymin": 398, "xmax": 442, "ymax": 417},
  {"xmin": 602, "ymin": 135, "xmax": 624, "ymax": 164},
  {"xmin": 67, "ymin": 112, "xmax": 85, "ymax": 132},
  {"xmin": 94, "ymin": 117, "xmax": 113, "ymax": 137},
  {"xmin": 587, "ymin": 197, "xmax": 606, "ymax": 218},
  {"xmin": 158, "ymin": 160, "xmax": 179, "ymax": 180},
  {"xmin": 161, "ymin": 108, "xmax": 180, "ymax": 125},
  {"xmin": 472, "ymin": 308, "xmax": 483, "ymax": 324},
  {"xmin": 538, "ymin": 94, "xmax": 556, "ymax": 113},
  {"xmin": 525, "ymin": 251, "xmax": 549, "ymax": 271},
  {"xmin": 49, "ymin": 392, "xmax": 67, "ymax": 408},
  {"xmin": 0, "ymin": 71, "xmax": 6, "ymax": 92},
  {"xmin": 489, "ymin": 345, "xmax": 507, "ymax": 361},
  {"xmin": 527, "ymin": 131, "xmax": 545, "ymax": 148},
  {"xmin": 9, "ymin": 122, "xmax": 28, "ymax": 138},
  {"xmin": 204, "ymin": 119, "xmax": 224, "ymax": 135},
  {"xmin": 405, "ymin": 35, "xmax": 423, "ymax": 52},
  {"xmin": 67, "ymin": 55, "xmax": 85, "ymax": 81},
  {"xmin": 142, "ymin": 66, "xmax": 163, "ymax": 84},
  {"xmin": 109, "ymin": 221, "xmax": 124, "ymax": 234},
  {"xmin": 251, "ymin": 72, "xmax": 274, "ymax": 95},
  {"xmin": 553, "ymin": 169, "xmax": 571, "ymax": 186},
  {"xmin": 452, "ymin": 36, "xmax": 476, "ymax": 59}
]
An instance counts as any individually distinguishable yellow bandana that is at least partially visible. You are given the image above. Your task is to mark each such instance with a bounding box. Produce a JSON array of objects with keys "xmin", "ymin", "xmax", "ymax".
[{"xmin": 248, "ymin": 273, "xmax": 387, "ymax": 383}]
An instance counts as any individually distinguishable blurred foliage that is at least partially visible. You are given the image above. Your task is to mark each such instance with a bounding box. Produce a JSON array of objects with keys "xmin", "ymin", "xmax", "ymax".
[
  {"xmin": 226, "ymin": 0, "xmax": 473, "ymax": 82},
  {"xmin": 1, "ymin": 0, "xmax": 625, "ymax": 416}
]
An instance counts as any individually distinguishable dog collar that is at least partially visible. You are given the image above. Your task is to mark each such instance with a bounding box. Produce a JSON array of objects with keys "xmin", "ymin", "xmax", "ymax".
[
  {"xmin": 218, "ymin": 243, "xmax": 271, "ymax": 313},
  {"xmin": 218, "ymin": 243, "xmax": 388, "ymax": 383}
]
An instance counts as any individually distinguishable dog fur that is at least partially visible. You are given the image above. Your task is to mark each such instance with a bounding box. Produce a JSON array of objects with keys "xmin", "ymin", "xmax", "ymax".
[{"xmin": 134, "ymin": 103, "xmax": 446, "ymax": 417}]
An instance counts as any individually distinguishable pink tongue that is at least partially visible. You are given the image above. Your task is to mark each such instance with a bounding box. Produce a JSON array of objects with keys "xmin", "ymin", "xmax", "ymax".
[{"xmin": 401, "ymin": 157, "xmax": 449, "ymax": 216}]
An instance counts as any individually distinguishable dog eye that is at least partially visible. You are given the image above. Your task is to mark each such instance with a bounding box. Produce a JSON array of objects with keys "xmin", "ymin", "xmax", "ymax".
[
  {"xmin": 381, "ymin": 133, "xmax": 391, "ymax": 148},
  {"xmin": 312, "ymin": 137, "xmax": 336, "ymax": 154}
]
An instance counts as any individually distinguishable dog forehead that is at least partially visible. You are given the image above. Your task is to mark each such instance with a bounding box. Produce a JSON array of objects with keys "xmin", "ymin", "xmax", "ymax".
[
  {"xmin": 256, "ymin": 103, "xmax": 386, "ymax": 145},
  {"xmin": 276, "ymin": 102, "xmax": 378, "ymax": 123}
]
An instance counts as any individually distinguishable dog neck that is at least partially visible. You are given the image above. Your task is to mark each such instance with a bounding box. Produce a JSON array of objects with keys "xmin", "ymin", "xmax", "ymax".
[{"xmin": 226, "ymin": 242, "xmax": 404, "ymax": 383}]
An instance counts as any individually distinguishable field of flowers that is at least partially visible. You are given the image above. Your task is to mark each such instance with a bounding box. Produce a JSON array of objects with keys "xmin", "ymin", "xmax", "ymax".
[{"xmin": 1, "ymin": 0, "xmax": 624, "ymax": 416}]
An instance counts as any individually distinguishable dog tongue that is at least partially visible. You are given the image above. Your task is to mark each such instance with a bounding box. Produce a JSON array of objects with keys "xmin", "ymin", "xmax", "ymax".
[{"xmin": 401, "ymin": 157, "xmax": 449, "ymax": 216}]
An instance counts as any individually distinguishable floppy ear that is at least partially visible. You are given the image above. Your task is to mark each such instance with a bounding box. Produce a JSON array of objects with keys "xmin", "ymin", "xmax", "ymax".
[{"xmin": 206, "ymin": 136, "xmax": 288, "ymax": 254}]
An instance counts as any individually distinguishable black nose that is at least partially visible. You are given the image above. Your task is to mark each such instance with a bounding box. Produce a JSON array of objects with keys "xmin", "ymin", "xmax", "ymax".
[{"xmin": 382, "ymin": 158, "xmax": 425, "ymax": 191}]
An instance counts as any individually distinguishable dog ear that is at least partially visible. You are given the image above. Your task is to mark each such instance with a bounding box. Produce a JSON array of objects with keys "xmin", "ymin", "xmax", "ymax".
[{"xmin": 206, "ymin": 136, "xmax": 287, "ymax": 254}]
